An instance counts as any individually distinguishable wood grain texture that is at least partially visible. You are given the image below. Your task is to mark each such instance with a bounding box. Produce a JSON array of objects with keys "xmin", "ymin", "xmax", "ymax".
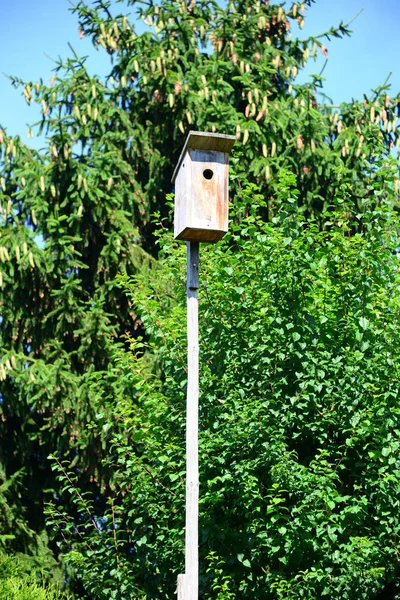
[
  {"xmin": 187, "ymin": 242, "xmax": 199, "ymax": 290},
  {"xmin": 174, "ymin": 149, "xmax": 229, "ymax": 243},
  {"xmin": 177, "ymin": 574, "xmax": 186, "ymax": 599},
  {"xmin": 176, "ymin": 227, "xmax": 225, "ymax": 243},
  {"xmin": 185, "ymin": 242, "xmax": 199, "ymax": 599},
  {"xmin": 177, "ymin": 242, "xmax": 199, "ymax": 599},
  {"xmin": 172, "ymin": 131, "xmax": 236, "ymax": 183}
]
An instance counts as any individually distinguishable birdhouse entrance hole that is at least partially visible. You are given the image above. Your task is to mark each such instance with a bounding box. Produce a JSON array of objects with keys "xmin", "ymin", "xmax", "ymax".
[{"xmin": 203, "ymin": 169, "xmax": 213, "ymax": 180}]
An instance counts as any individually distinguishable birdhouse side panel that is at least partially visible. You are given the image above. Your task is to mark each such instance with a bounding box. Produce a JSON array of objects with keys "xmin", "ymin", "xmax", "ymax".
[
  {"xmin": 189, "ymin": 149, "xmax": 229, "ymax": 233},
  {"xmin": 174, "ymin": 155, "xmax": 192, "ymax": 239}
]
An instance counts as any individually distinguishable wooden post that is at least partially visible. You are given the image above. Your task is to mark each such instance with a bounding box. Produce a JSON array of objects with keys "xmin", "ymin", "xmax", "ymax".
[
  {"xmin": 173, "ymin": 132, "xmax": 235, "ymax": 599},
  {"xmin": 177, "ymin": 241, "xmax": 199, "ymax": 600}
]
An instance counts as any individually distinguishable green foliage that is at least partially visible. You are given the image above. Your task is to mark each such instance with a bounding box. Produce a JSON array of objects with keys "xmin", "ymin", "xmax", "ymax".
[
  {"xmin": 49, "ymin": 161, "xmax": 400, "ymax": 598},
  {"xmin": 0, "ymin": 555, "xmax": 72, "ymax": 600},
  {"xmin": 69, "ymin": 0, "xmax": 400, "ymax": 221},
  {"xmin": 46, "ymin": 455, "xmax": 146, "ymax": 600},
  {"xmin": 0, "ymin": 0, "xmax": 399, "ymax": 595},
  {"xmin": 0, "ymin": 463, "xmax": 65, "ymax": 584}
]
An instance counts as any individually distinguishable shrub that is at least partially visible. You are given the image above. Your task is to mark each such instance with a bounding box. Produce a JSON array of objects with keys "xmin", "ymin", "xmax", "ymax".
[{"xmin": 49, "ymin": 164, "xmax": 400, "ymax": 598}]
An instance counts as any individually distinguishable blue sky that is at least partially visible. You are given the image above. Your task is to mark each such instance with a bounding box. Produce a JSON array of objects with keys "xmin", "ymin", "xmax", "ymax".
[
  {"xmin": 0, "ymin": 0, "xmax": 399, "ymax": 147},
  {"xmin": 299, "ymin": 0, "xmax": 400, "ymax": 103}
]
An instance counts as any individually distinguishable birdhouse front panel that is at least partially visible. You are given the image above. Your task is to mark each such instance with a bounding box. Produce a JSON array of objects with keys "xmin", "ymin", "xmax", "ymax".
[
  {"xmin": 174, "ymin": 150, "xmax": 229, "ymax": 243},
  {"xmin": 173, "ymin": 131, "xmax": 235, "ymax": 243}
]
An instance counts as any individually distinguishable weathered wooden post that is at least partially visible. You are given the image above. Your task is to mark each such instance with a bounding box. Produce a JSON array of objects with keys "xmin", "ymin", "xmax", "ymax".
[{"xmin": 172, "ymin": 131, "xmax": 235, "ymax": 599}]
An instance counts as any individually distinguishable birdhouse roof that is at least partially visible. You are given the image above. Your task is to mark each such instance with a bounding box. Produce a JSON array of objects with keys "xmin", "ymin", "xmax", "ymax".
[{"xmin": 172, "ymin": 131, "xmax": 236, "ymax": 183}]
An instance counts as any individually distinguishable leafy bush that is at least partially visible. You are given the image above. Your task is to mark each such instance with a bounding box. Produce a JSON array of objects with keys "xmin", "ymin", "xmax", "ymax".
[
  {"xmin": 0, "ymin": 555, "xmax": 72, "ymax": 600},
  {"xmin": 1, "ymin": 0, "xmax": 399, "ymax": 586},
  {"xmin": 49, "ymin": 160, "xmax": 400, "ymax": 598}
]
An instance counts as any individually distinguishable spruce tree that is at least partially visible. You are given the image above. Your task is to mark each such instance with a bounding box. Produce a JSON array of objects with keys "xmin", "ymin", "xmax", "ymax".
[{"xmin": 0, "ymin": 0, "xmax": 398, "ymax": 590}]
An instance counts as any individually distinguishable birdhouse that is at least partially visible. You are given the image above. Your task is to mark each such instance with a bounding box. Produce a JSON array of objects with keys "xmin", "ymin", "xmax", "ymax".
[{"xmin": 172, "ymin": 131, "xmax": 236, "ymax": 243}]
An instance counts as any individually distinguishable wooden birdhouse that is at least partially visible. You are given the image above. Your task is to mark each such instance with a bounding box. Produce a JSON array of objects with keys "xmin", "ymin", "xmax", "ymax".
[{"xmin": 172, "ymin": 131, "xmax": 236, "ymax": 243}]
